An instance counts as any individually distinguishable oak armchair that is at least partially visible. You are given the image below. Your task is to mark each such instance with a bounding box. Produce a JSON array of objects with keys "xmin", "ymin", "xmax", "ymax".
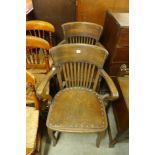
[
  {"xmin": 36, "ymin": 44, "xmax": 119, "ymax": 147},
  {"xmin": 60, "ymin": 22, "xmax": 104, "ymax": 48},
  {"xmin": 26, "ymin": 20, "xmax": 55, "ymax": 47}
]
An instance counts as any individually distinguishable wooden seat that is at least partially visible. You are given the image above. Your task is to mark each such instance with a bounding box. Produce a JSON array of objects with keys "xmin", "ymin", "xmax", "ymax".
[
  {"xmin": 36, "ymin": 44, "xmax": 119, "ymax": 147},
  {"xmin": 26, "ymin": 20, "xmax": 55, "ymax": 47},
  {"xmin": 47, "ymin": 87, "xmax": 107, "ymax": 132}
]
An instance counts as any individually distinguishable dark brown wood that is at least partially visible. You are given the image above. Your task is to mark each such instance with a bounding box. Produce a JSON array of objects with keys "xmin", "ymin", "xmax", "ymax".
[
  {"xmin": 101, "ymin": 11, "xmax": 129, "ymax": 76},
  {"xmin": 108, "ymin": 76, "xmax": 129, "ymax": 147},
  {"xmin": 32, "ymin": 0, "xmax": 76, "ymax": 43}
]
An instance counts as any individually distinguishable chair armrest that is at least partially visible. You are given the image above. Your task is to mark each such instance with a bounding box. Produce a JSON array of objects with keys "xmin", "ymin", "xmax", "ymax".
[
  {"xmin": 99, "ymin": 69, "xmax": 119, "ymax": 101},
  {"xmin": 58, "ymin": 40, "xmax": 67, "ymax": 45},
  {"xmin": 36, "ymin": 67, "xmax": 57, "ymax": 98}
]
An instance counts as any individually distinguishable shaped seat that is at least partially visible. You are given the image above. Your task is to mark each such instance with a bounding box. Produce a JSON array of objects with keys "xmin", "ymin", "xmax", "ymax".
[{"xmin": 47, "ymin": 87, "xmax": 107, "ymax": 132}]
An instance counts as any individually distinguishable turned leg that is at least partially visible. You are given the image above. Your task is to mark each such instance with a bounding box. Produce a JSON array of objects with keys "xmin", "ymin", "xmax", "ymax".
[
  {"xmin": 96, "ymin": 131, "xmax": 106, "ymax": 148},
  {"xmin": 48, "ymin": 129, "xmax": 57, "ymax": 146}
]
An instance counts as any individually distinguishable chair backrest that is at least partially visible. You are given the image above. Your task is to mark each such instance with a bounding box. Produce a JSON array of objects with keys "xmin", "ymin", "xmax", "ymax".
[
  {"xmin": 61, "ymin": 22, "xmax": 103, "ymax": 45},
  {"xmin": 26, "ymin": 70, "xmax": 39, "ymax": 110},
  {"xmin": 50, "ymin": 44, "xmax": 108, "ymax": 91},
  {"xmin": 26, "ymin": 20, "xmax": 55, "ymax": 47},
  {"xmin": 26, "ymin": 36, "xmax": 51, "ymax": 72}
]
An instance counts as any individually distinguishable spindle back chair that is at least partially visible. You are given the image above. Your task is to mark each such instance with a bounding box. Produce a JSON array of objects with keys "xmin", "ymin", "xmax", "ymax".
[
  {"xmin": 51, "ymin": 44, "xmax": 108, "ymax": 90},
  {"xmin": 26, "ymin": 35, "xmax": 51, "ymax": 73},
  {"xmin": 36, "ymin": 44, "xmax": 119, "ymax": 147},
  {"xmin": 61, "ymin": 22, "xmax": 103, "ymax": 45},
  {"xmin": 26, "ymin": 20, "xmax": 55, "ymax": 47}
]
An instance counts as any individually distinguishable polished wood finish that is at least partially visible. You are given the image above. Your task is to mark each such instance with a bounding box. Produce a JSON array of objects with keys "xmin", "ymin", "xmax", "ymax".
[
  {"xmin": 101, "ymin": 11, "xmax": 129, "ymax": 76},
  {"xmin": 26, "ymin": 36, "xmax": 51, "ymax": 73},
  {"xmin": 36, "ymin": 44, "xmax": 119, "ymax": 147},
  {"xmin": 26, "ymin": 20, "xmax": 55, "ymax": 47},
  {"xmin": 77, "ymin": 0, "xmax": 129, "ymax": 25},
  {"xmin": 108, "ymin": 76, "xmax": 129, "ymax": 147}
]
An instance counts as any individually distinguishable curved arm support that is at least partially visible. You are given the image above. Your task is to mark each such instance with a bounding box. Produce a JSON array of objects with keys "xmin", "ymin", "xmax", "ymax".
[
  {"xmin": 58, "ymin": 40, "xmax": 67, "ymax": 45},
  {"xmin": 99, "ymin": 69, "xmax": 119, "ymax": 101},
  {"xmin": 36, "ymin": 67, "xmax": 57, "ymax": 98}
]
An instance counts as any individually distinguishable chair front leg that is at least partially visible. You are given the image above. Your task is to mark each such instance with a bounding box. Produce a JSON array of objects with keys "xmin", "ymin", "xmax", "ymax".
[
  {"xmin": 48, "ymin": 128, "xmax": 57, "ymax": 146},
  {"xmin": 96, "ymin": 131, "xmax": 106, "ymax": 148}
]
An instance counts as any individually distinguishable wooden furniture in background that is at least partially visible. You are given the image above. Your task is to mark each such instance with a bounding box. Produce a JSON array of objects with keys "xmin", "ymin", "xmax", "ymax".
[
  {"xmin": 77, "ymin": 0, "xmax": 129, "ymax": 25},
  {"xmin": 30, "ymin": 0, "xmax": 128, "ymax": 42},
  {"xmin": 32, "ymin": 0, "xmax": 76, "ymax": 43},
  {"xmin": 107, "ymin": 75, "xmax": 129, "ymax": 147},
  {"xmin": 26, "ymin": 36, "xmax": 52, "ymax": 102},
  {"xmin": 36, "ymin": 44, "xmax": 119, "ymax": 147},
  {"xmin": 26, "ymin": 71, "xmax": 40, "ymax": 155},
  {"xmin": 101, "ymin": 11, "xmax": 129, "ymax": 76},
  {"xmin": 26, "ymin": 20, "xmax": 55, "ymax": 47}
]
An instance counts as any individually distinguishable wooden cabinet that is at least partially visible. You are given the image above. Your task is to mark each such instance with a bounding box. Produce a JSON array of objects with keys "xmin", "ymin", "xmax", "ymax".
[{"xmin": 101, "ymin": 11, "xmax": 129, "ymax": 76}]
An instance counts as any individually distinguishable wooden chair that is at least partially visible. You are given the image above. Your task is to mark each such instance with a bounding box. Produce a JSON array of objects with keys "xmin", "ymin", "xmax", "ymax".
[
  {"xmin": 26, "ymin": 20, "xmax": 55, "ymax": 47},
  {"xmin": 26, "ymin": 36, "xmax": 52, "ymax": 102},
  {"xmin": 60, "ymin": 22, "xmax": 103, "ymax": 47},
  {"xmin": 26, "ymin": 70, "xmax": 41, "ymax": 155},
  {"xmin": 36, "ymin": 44, "xmax": 119, "ymax": 147}
]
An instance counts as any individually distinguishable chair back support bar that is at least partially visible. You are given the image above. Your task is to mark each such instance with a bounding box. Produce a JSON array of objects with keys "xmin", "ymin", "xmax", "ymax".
[
  {"xmin": 50, "ymin": 44, "xmax": 108, "ymax": 90},
  {"xmin": 26, "ymin": 20, "xmax": 55, "ymax": 47},
  {"xmin": 62, "ymin": 22, "xmax": 103, "ymax": 44},
  {"xmin": 50, "ymin": 44, "xmax": 108, "ymax": 68}
]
